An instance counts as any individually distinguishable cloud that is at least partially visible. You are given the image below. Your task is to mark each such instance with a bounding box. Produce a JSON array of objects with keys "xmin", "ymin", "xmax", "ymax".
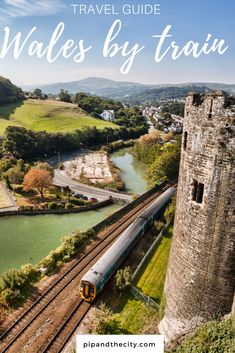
[{"xmin": 0, "ymin": 0, "xmax": 65, "ymax": 19}]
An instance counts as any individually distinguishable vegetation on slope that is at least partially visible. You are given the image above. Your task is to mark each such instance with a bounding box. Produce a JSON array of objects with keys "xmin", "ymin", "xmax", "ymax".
[
  {"xmin": 169, "ymin": 318, "xmax": 234, "ymax": 353},
  {"xmin": 0, "ymin": 76, "xmax": 24, "ymax": 106},
  {"xmin": 1, "ymin": 124, "xmax": 147, "ymax": 159},
  {"xmin": 0, "ymin": 100, "xmax": 118, "ymax": 135},
  {"xmin": 133, "ymin": 131, "xmax": 181, "ymax": 185},
  {"xmin": 75, "ymin": 92, "xmax": 147, "ymax": 128},
  {"xmin": 125, "ymin": 85, "xmax": 210, "ymax": 105}
]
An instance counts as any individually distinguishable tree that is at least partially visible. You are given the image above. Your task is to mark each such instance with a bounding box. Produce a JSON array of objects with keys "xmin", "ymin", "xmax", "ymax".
[
  {"xmin": 146, "ymin": 140, "xmax": 181, "ymax": 186},
  {"xmin": 34, "ymin": 162, "xmax": 53, "ymax": 176},
  {"xmin": 115, "ymin": 267, "xmax": 132, "ymax": 291},
  {"xmin": 33, "ymin": 88, "xmax": 42, "ymax": 99},
  {"xmin": 58, "ymin": 89, "xmax": 71, "ymax": 103},
  {"xmin": 23, "ymin": 168, "xmax": 53, "ymax": 199},
  {"xmin": 4, "ymin": 165, "xmax": 24, "ymax": 185}
]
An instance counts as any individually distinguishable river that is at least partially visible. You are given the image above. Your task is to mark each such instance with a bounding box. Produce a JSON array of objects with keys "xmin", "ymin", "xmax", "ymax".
[
  {"xmin": 0, "ymin": 147, "xmax": 148, "ymax": 274},
  {"xmin": 0, "ymin": 204, "xmax": 120, "ymax": 274},
  {"xmin": 111, "ymin": 147, "xmax": 148, "ymax": 194}
]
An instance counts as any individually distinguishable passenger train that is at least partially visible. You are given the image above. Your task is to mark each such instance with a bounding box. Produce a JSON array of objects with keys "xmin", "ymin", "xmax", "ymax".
[{"xmin": 80, "ymin": 186, "xmax": 176, "ymax": 301}]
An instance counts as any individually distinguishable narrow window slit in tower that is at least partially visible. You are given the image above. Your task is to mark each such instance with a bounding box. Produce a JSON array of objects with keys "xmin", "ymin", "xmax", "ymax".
[
  {"xmin": 183, "ymin": 131, "xmax": 188, "ymax": 150},
  {"xmin": 192, "ymin": 179, "xmax": 204, "ymax": 204},
  {"xmin": 208, "ymin": 100, "xmax": 213, "ymax": 119}
]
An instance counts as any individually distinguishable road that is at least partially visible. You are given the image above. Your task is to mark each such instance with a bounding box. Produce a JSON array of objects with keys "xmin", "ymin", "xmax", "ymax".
[
  {"xmin": 53, "ymin": 169, "xmax": 132, "ymax": 203},
  {"xmin": 0, "ymin": 182, "xmax": 18, "ymax": 212}
]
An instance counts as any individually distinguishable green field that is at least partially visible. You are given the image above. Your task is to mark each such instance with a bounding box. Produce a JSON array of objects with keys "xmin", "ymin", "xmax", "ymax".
[
  {"xmin": 0, "ymin": 100, "xmax": 118, "ymax": 134},
  {"xmin": 136, "ymin": 225, "xmax": 173, "ymax": 302}
]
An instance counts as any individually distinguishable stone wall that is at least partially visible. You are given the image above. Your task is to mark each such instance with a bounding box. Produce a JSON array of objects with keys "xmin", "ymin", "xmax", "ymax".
[
  {"xmin": 159, "ymin": 91, "xmax": 235, "ymax": 341},
  {"xmin": 0, "ymin": 199, "xmax": 112, "ymax": 217}
]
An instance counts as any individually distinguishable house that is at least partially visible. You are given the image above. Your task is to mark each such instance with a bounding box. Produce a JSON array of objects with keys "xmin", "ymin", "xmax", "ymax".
[{"xmin": 99, "ymin": 110, "xmax": 115, "ymax": 122}]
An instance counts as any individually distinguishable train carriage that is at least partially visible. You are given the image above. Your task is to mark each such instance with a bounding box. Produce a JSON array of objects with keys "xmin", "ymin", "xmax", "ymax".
[{"xmin": 80, "ymin": 186, "xmax": 176, "ymax": 302}]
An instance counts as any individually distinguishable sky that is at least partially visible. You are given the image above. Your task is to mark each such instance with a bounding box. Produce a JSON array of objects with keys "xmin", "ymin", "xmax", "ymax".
[{"xmin": 0, "ymin": 0, "xmax": 234, "ymax": 86}]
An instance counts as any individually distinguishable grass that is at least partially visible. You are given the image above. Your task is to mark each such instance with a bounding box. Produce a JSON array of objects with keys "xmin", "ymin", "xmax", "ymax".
[
  {"xmin": 136, "ymin": 225, "xmax": 173, "ymax": 302},
  {"xmin": 113, "ymin": 291, "xmax": 159, "ymax": 334},
  {"xmin": 0, "ymin": 99, "xmax": 119, "ymax": 134}
]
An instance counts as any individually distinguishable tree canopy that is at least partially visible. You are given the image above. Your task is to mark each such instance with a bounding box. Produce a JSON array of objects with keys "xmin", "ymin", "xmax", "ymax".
[
  {"xmin": 23, "ymin": 168, "xmax": 53, "ymax": 199},
  {"xmin": 0, "ymin": 76, "xmax": 24, "ymax": 105}
]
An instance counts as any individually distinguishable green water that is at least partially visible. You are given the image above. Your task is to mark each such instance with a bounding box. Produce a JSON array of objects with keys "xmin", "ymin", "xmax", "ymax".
[
  {"xmin": 111, "ymin": 147, "xmax": 148, "ymax": 195},
  {"xmin": 0, "ymin": 147, "xmax": 148, "ymax": 274},
  {"xmin": 0, "ymin": 204, "xmax": 120, "ymax": 274}
]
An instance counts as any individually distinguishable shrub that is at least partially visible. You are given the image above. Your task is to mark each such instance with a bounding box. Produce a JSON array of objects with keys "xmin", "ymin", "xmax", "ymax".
[
  {"xmin": 65, "ymin": 203, "xmax": 74, "ymax": 209},
  {"xmin": 37, "ymin": 229, "xmax": 94, "ymax": 273},
  {"xmin": 115, "ymin": 267, "xmax": 132, "ymax": 291},
  {"xmin": 70, "ymin": 197, "xmax": 85, "ymax": 206},
  {"xmin": 57, "ymin": 203, "xmax": 64, "ymax": 209},
  {"xmin": 21, "ymin": 264, "xmax": 40, "ymax": 283},
  {"xmin": 0, "ymin": 266, "xmax": 40, "ymax": 306},
  {"xmin": 1, "ymin": 288, "xmax": 16, "ymax": 306},
  {"xmin": 18, "ymin": 205, "xmax": 34, "ymax": 211},
  {"xmin": 48, "ymin": 202, "xmax": 58, "ymax": 210},
  {"xmin": 92, "ymin": 303, "xmax": 124, "ymax": 334}
]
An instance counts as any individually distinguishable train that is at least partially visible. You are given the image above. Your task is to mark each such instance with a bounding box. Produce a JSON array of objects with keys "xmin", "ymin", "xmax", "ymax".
[{"xmin": 79, "ymin": 186, "xmax": 176, "ymax": 302}]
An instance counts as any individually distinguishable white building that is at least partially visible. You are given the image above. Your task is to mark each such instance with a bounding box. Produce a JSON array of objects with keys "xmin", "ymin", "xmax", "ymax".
[{"xmin": 99, "ymin": 110, "xmax": 115, "ymax": 122}]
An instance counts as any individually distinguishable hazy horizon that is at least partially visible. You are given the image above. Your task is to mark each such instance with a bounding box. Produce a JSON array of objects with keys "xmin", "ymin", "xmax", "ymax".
[
  {"xmin": 0, "ymin": 1, "xmax": 234, "ymax": 86},
  {"xmin": 20, "ymin": 76, "xmax": 235, "ymax": 89}
]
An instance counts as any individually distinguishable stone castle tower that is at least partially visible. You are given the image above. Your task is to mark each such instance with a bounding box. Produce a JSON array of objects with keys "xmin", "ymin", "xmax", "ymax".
[{"xmin": 159, "ymin": 91, "xmax": 235, "ymax": 341}]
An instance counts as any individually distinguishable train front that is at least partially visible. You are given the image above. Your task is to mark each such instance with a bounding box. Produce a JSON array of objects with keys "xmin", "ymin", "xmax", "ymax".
[{"xmin": 79, "ymin": 279, "xmax": 96, "ymax": 302}]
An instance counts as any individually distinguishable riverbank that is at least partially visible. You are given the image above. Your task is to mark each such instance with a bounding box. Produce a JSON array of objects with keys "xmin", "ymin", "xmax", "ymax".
[
  {"xmin": 63, "ymin": 151, "xmax": 125, "ymax": 191},
  {"xmin": 0, "ymin": 198, "xmax": 112, "ymax": 217}
]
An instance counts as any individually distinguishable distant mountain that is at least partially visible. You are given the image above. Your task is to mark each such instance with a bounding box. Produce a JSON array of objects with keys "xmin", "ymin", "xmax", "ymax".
[
  {"xmin": 23, "ymin": 77, "xmax": 148, "ymax": 98},
  {"xmin": 0, "ymin": 76, "xmax": 24, "ymax": 105},
  {"xmin": 22, "ymin": 77, "xmax": 235, "ymax": 102}
]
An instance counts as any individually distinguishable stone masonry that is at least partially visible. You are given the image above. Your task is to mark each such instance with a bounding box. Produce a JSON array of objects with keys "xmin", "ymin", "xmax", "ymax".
[{"xmin": 159, "ymin": 91, "xmax": 235, "ymax": 341}]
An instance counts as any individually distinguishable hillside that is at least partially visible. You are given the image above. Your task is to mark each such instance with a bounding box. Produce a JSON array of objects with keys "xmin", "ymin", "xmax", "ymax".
[
  {"xmin": 22, "ymin": 77, "xmax": 235, "ymax": 101},
  {"xmin": 0, "ymin": 76, "xmax": 24, "ymax": 105},
  {"xmin": 0, "ymin": 99, "xmax": 118, "ymax": 134},
  {"xmin": 124, "ymin": 85, "xmax": 212, "ymax": 104}
]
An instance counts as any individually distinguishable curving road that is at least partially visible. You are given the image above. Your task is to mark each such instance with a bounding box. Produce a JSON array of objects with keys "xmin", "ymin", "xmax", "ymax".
[
  {"xmin": 53, "ymin": 169, "xmax": 132, "ymax": 203},
  {"xmin": 0, "ymin": 182, "xmax": 18, "ymax": 212}
]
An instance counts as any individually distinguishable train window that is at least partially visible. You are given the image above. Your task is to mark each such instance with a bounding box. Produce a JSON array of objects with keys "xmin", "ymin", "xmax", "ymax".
[{"xmin": 192, "ymin": 179, "xmax": 204, "ymax": 204}]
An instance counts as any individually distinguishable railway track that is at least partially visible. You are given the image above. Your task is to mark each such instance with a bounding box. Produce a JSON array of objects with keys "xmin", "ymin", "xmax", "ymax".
[{"xmin": 0, "ymin": 183, "xmax": 174, "ymax": 353}]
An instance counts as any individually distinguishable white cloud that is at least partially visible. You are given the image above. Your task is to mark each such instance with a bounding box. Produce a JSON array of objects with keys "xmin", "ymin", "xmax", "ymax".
[{"xmin": 0, "ymin": 0, "xmax": 65, "ymax": 19}]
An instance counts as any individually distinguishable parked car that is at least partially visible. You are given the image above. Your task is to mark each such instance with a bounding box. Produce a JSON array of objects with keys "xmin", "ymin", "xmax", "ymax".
[
  {"xmin": 72, "ymin": 193, "xmax": 84, "ymax": 199},
  {"xmin": 81, "ymin": 196, "xmax": 88, "ymax": 201},
  {"xmin": 90, "ymin": 197, "xmax": 98, "ymax": 203}
]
